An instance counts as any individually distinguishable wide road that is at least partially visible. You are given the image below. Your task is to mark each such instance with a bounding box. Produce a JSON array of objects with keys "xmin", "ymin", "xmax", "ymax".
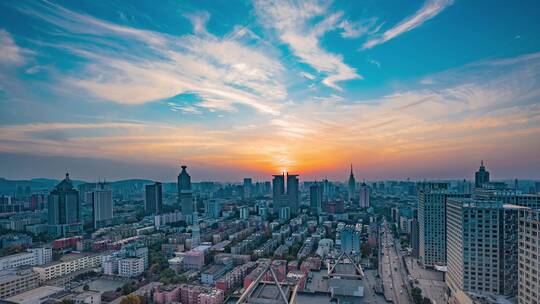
[
  {"xmin": 380, "ymin": 221, "xmax": 411, "ymax": 304},
  {"xmin": 363, "ymin": 270, "xmax": 389, "ymax": 304}
]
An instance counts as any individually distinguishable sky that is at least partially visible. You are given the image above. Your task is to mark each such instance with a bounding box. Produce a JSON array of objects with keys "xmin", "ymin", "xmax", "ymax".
[{"xmin": 1, "ymin": 0, "xmax": 540, "ymax": 182}]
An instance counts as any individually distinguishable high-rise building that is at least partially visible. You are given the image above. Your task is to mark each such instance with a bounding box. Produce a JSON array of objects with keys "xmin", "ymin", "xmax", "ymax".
[
  {"xmin": 474, "ymin": 160, "xmax": 490, "ymax": 188},
  {"xmin": 272, "ymin": 174, "xmax": 286, "ymax": 213},
  {"xmin": 359, "ymin": 182, "xmax": 370, "ymax": 208},
  {"xmin": 243, "ymin": 178, "xmax": 252, "ymax": 200},
  {"xmin": 418, "ymin": 183, "xmax": 469, "ymax": 267},
  {"xmin": 178, "ymin": 165, "xmax": 194, "ymax": 218},
  {"xmin": 347, "ymin": 164, "xmax": 356, "ymax": 202},
  {"xmin": 205, "ymin": 199, "xmax": 221, "ymax": 219},
  {"xmin": 239, "ymin": 206, "xmax": 248, "ymax": 220},
  {"xmin": 145, "ymin": 182, "xmax": 162, "ymax": 215},
  {"xmin": 322, "ymin": 179, "xmax": 332, "ymax": 202},
  {"xmin": 340, "ymin": 225, "xmax": 361, "ymax": 254},
  {"xmin": 286, "ymin": 173, "xmax": 299, "ymax": 215},
  {"xmin": 191, "ymin": 225, "xmax": 201, "ymax": 247},
  {"xmin": 518, "ymin": 208, "xmax": 540, "ymax": 304},
  {"xmin": 309, "ymin": 183, "xmax": 323, "ymax": 215},
  {"xmin": 47, "ymin": 173, "xmax": 82, "ymax": 237},
  {"xmin": 88, "ymin": 182, "xmax": 113, "ymax": 229},
  {"xmin": 272, "ymin": 173, "xmax": 299, "ymax": 216},
  {"xmin": 446, "ymin": 198, "xmax": 520, "ymax": 298},
  {"xmin": 410, "ymin": 217, "xmax": 419, "ymax": 258}
]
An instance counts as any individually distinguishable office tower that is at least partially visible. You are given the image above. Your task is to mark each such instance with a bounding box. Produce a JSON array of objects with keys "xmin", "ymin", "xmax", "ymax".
[
  {"xmin": 322, "ymin": 179, "xmax": 330, "ymax": 202},
  {"xmin": 178, "ymin": 165, "xmax": 194, "ymax": 217},
  {"xmin": 347, "ymin": 164, "xmax": 356, "ymax": 202},
  {"xmin": 410, "ymin": 217, "xmax": 419, "ymax": 258},
  {"xmin": 272, "ymin": 174, "xmax": 286, "ymax": 213},
  {"xmin": 243, "ymin": 178, "xmax": 252, "ymax": 200},
  {"xmin": 340, "ymin": 225, "xmax": 361, "ymax": 254},
  {"xmin": 309, "ymin": 184, "xmax": 323, "ymax": 214},
  {"xmin": 475, "ymin": 160, "xmax": 490, "ymax": 188},
  {"xmin": 518, "ymin": 208, "xmax": 540, "ymax": 304},
  {"xmin": 359, "ymin": 182, "xmax": 370, "ymax": 208},
  {"xmin": 239, "ymin": 206, "xmax": 248, "ymax": 220},
  {"xmin": 88, "ymin": 182, "xmax": 113, "ymax": 229},
  {"xmin": 47, "ymin": 173, "xmax": 82, "ymax": 237},
  {"xmin": 418, "ymin": 183, "xmax": 469, "ymax": 267},
  {"xmin": 29, "ymin": 194, "xmax": 45, "ymax": 211},
  {"xmin": 447, "ymin": 198, "xmax": 520, "ymax": 298},
  {"xmin": 145, "ymin": 182, "xmax": 162, "ymax": 215},
  {"xmin": 391, "ymin": 207, "xmax": 400, "ymax": 222},
  {"xmin": 286, "ymin": 173, "xmax": 299, "ymax": 215},
  {"xmin": 205, "ymin": 199, "xmax": 221, "ymax": 219}
]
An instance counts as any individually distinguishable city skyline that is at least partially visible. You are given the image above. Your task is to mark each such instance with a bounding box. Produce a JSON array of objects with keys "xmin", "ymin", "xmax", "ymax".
[{"xmin": 1, "ymin": 0, "xmax": 540, "ymax": 181}]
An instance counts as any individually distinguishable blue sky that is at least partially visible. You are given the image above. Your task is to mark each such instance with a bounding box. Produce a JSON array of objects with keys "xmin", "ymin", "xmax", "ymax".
[{"xmin": 1, "ymin": 0, "xmax": 540, "ymax": 181}]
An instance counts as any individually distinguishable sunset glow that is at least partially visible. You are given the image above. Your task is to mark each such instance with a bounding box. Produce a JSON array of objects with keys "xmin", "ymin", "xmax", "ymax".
[{"xmin": 1, "ymin": 0, "xmax": 539, "ymax": 181}]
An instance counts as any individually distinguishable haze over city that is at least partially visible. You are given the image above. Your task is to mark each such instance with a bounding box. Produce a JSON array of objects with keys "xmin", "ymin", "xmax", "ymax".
[{"xmin": 1, "ymin": 0, "xmax": 540, "ymax": 181}]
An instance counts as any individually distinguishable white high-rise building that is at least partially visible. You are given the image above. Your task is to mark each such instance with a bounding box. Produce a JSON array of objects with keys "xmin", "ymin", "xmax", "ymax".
[
  {"xmin": 88, "ymin": 182, "xmax": 113, "ymax": 229},
  {"xmin": 418, "ymin": 182, "xmax": 469, "ymax": 267},
  {"xmin": 518, "ymin": 208, "xmax": 540, "ymax": 304},
  {"xmin": 446, "ymin": 198, "xmax": 521, "ymax": 298}
]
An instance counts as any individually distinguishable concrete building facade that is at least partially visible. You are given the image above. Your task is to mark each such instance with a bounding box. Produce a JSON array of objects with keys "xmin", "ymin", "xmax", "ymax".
[{"xmin": 518, "ymin": 208, "xmax": 540, "ymax": 304}]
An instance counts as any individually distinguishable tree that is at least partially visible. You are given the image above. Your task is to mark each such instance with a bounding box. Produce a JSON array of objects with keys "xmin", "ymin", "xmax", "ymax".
[
  {"xmin": 411, "ymin": 287, "xmax": 423, "ymax": 304},
  {"xmin": 160, "ymin": 267, "xmax": 184, "ymax": 284},
  {"xmin": 148, "ymin": 248, "xmax": 168, "ymax": 272},
  {"xmin": 120, "ymin": 294, "xmax": 141, "ymax": 304},
  {"xmin": 122, "ymin": 283, "xmax": 135, "ymax": 295},
  {"xmin": 83, "ymin": 284, "xmax": 90, "ymax": 291},
  {"xmin": 360, "ymin": 243, "xmax": 370, "ymax": 258}
]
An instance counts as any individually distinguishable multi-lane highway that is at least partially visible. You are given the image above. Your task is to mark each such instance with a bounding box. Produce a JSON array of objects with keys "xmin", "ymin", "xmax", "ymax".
[{"xmin": 380, "ymin": 221, "xmax": 411, "ymax": 304}]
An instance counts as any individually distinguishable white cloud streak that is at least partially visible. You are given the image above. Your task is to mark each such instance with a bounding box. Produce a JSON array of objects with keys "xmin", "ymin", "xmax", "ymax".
[
  {"xmin": 363, "ymin": 0, "xmax": 453, "ymax": 49},
  {"xmin": 254, "ymin": 0, "xmax": 362, "ymax": 90},
  {"xmin": 16, "ymin": 2, "xmax": 286, "ymax": 115},
  {"xmin": 339, "ymin": 18, "xmax": 377, "ymax": 39}
]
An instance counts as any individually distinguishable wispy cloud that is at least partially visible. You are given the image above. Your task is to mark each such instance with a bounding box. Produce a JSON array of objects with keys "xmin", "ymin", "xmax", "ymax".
[
  {"xmin": 338, "ymin": 18, "xmax": 378, "ymax": 39},
  {"xmin": 363, "ymin": 0, "xmax": 453, "ymax": 49},
  {"xmin": 254, "ymin": 0, "xmax": 361, "ymax": 90},
  {"xmin": 368, "ymin": 58, "xmax": 381, "ymax": 68},
  {"xmin": 0, "ymin": 29, "xmax": 26, "ymax": 65},
  {"xmin": 13, "ymin": 2, "xmax": 286, "ymax": 115},
  {"xmin": 300, "ymin": 71, "xmax": 316, "ymax": 80}
]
